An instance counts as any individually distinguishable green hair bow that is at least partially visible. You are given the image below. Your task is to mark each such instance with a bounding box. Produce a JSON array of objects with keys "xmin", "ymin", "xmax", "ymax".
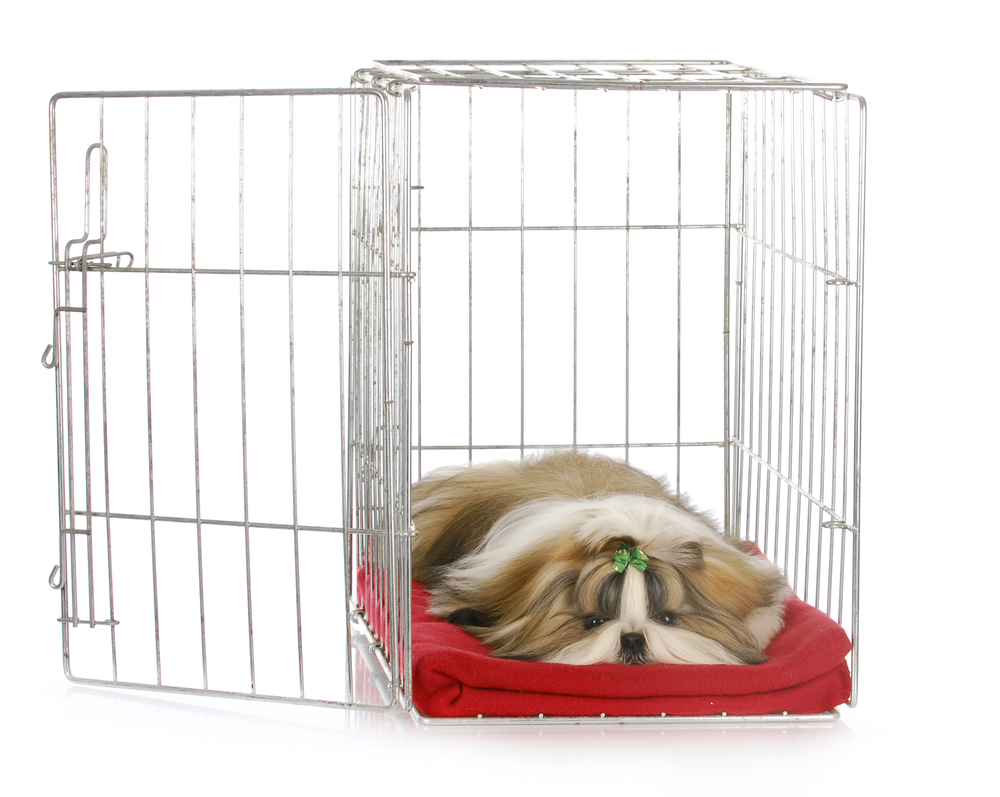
[{"xmin": 612, "ymin": 546, "xmax": 649, "ymax": 573}]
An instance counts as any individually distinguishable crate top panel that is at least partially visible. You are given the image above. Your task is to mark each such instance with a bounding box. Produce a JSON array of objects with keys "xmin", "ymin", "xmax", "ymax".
[{"xmin": 363, "ymin": 61, "xmax": 849, "ymax": 91}]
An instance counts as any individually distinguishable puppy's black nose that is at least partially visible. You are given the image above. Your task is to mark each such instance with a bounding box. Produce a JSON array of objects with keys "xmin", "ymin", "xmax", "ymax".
[{"xmin": 620, "ymin": 632, "xmax": 646, "ymax": 657}]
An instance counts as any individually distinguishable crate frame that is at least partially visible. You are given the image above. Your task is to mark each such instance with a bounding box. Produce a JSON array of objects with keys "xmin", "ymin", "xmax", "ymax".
[{"xmin": 43, "ymin": 61, "xmax": 865, "ymax": 725}]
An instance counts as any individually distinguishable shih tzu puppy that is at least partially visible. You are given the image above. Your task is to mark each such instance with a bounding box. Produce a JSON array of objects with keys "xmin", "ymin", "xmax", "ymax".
[{"xmin": 411, "ymin": 451, "xmax": 791, "ymax": 665}]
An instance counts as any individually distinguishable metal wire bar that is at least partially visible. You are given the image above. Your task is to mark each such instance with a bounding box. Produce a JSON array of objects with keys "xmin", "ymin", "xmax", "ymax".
[
  {"xmin": 287, "ymin": 95, "xmax": 306, "ymax": 699},
  {"xmin": 775, "ymin": 91, "xmax": 788, "ymax": 572},
  {"xmin": 625, "ymin": 91, "xmax": 631, "ymax": 461},
  {"xmin": 415, "ymin": 441, "xmax": 725, "ymax": 451},
  {"xmin": 849, "ymin": 95, "xmax": 867, "ymax": 708},
  {"xmin": 238, "ymin": 95, "xmax": 258, "ymax": 696},
  {"xmin": 722, "ymin": 90, "xmax": 732, "ymax": 536},
  {"xmin": 55, "ymin": 265, "xmax": 413, "ymax": 277},
  {"xmin": 82, "ymin": 116, "xmax": 101, "ymax": 630},
  {"xmin": 803, "ymin": 92, "xmax": 819, "ymax": 604},
  {"xmin": 60, "ymin": 670, "xmax": 397, "ymax": 712},
  {"xmin": 65, "ymin": 168, "xmax": 78, "ymax": 628},
  {"xmin": 467, "ymin": 87, "xmax": 473, "ymax": 463},
  {"xmin": 66, "ymin": 508, "xmax": 399, "ymax": 536},
  {"xmin": 763, "ymin": 90, "xmax": 776, "ymax": 561},
  {"xmin": 189, "ymin": 96, "xmax": 209, "ymax": 690},
  {"xmin": 412, "ymin": 222, "xmax": 726, "ymax": 233},
  {"xmin": 397, "ymin": 87, "xmax": 415, "ymax": 708},
  {"xmin": 573, "ymin": 90, "xmax": 578, "ymax": 447},
  {"xmin": 99, "ymin": 245, "xmax": 118, "ymax": 679},
  {"xmin": 415, "ymin": 86, "xmax": 423, "ymax": 478},
  {"xmin": 675, "ymin": 91, "xmax": 682, "ymax": 486},
  {"xmin": 792, "ymin": 90, "xmax": 808, "ymax": 592},
  {"xmin": 750, "ymin": 92, "xmax": 764, "ymax": 546},
  {"xmin": 143, "ymin": 97, "xmax": 163, "ymax": 686},
  {"xmin": 731, "ymin": 440, "xmax": 849, "ymax": 528},
  {"xmin": 339, "ymin": 92, "xmax": 353, "ymax": 704},
  {"xmin": 816, "ymin": 96, "xmax": 831, "ymax": 610},
  {"xmin": 783, "ymin": 90, "xmax": 797, "ymax": 581},
  {"xmin": 623, "ymin": 94, "xmax": 632, "ymax": 462},
  {"xmin": 841, "ymin": 99, "xmax": 853, "ymax": 523},
  {"xmin": 384, "ymin": 88, "xmax": 402, "ymax": 701},
  {"xmin": 47, "ymin": 92, "xmax": 70, "ymax": 668},
  {"xmin": 827, "ymin": 98, "xmax": 842, "ymax": 618},
  {"xmin": 730, "ymin": 90, "xmax": 750, "ymax": 540},
  {"xmin": 413, "ymin": 708, "xmax": 839, "ymax": 727},
  {"xmin": 520, "ymin": 89, "xmax": 526, "ymax": 457}
]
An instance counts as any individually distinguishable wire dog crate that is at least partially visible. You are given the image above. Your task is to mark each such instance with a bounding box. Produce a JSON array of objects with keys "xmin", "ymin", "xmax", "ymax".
[{"xmin": 44, "ymin": 61, "xmax": 865, "ymax": 724}]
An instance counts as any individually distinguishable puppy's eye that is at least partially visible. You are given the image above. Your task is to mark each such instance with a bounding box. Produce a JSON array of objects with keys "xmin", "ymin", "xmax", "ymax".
[
  {"xmin": 660, "ymin": 613, "xmax": 677, "ymax": 626},
  {"xmin": 585, "ymin": 617, "xmax": 607, "ymax": 630}
]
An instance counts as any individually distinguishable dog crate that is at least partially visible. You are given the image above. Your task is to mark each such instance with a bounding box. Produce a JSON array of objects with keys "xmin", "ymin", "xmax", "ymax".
[{"xmin": 43, "ymin": 61, "xmax": 865, "ymax": 724}]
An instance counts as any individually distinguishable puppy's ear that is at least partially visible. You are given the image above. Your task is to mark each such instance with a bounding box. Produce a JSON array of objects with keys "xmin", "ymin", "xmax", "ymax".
[
  {"xmin": 671, "ymin": 540, "xmax": 705, "ymax": 569},
  {"xmin": 686, "ymin": 545, "xmax": 786, "ymax": 620},
  {"xmin": 729, "ymin": 537, "xmax": 761, "ymax": 555}
]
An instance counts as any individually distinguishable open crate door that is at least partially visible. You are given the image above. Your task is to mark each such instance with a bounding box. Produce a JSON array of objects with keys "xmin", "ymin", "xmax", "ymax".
[{"xmin": 45, "ymin": 87, "xmax": 414, "ymax": 711}]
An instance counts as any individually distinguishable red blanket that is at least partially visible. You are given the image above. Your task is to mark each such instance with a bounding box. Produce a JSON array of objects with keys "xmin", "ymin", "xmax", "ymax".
[{"xmin": 358, "ymin": 573, "xmax": 852, "ymax": 718}]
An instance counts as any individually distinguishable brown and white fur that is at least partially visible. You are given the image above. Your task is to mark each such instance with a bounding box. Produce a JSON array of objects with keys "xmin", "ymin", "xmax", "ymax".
[{"xmin": 411, "ymin": 451, "xmax": 791, "ymax": 665}]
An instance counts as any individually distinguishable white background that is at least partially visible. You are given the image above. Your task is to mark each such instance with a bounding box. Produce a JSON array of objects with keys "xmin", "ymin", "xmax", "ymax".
[{"xmin": 2, "ymin": 2, "xmax": 997, "ymax": 794}]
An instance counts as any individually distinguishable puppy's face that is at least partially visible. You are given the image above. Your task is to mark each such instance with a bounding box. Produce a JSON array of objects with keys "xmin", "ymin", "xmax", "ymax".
[
  {"xmin": 429, "ymin": 497, "xmax": 790, "ymax": 666},
  {"xmin": 542, "ymin": 538, "xmax": 778, "ymax": 665}
]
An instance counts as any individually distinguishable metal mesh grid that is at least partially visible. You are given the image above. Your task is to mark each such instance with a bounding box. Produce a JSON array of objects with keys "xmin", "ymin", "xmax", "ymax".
[
  {"xmin": 729, "ymin": 90, "xmax": 865, "ymax": 698},
  {"xmin": 45, "ymin": 64, "xmax": 865, "ymax": 723},
  {"xmin": 46, "ymin": 88, "xmax": 411, "ymax": 710},
  {"xmin": 376, "ymin": 77, "xmax": 864, "ymax": 720},
  {"xmin": 365, "ymin": 60, "xmax": 849, "ymax": 91}
]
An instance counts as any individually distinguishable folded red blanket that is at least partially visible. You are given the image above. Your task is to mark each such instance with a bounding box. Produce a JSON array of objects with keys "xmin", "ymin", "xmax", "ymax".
[{"xmin": 358, "ymin": 571, "xmax": 852, "ymax": 718}]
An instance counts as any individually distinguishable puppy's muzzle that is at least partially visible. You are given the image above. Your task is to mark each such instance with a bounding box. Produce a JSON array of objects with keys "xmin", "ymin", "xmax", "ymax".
[{"xmin": 620, "ymin": 631, "xmax": 649, "ymax": 665}]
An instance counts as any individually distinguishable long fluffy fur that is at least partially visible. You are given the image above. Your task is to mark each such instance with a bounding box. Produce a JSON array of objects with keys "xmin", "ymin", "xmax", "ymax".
[{"xmin": 411, "ymin": 451, "xmax": 791, "ymax": 666}]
